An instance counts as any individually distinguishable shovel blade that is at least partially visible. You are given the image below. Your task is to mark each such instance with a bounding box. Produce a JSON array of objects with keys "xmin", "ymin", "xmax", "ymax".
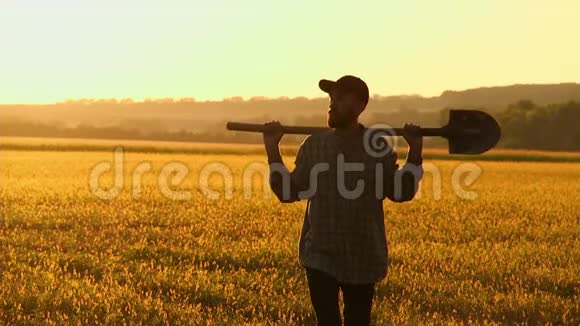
[{"xmin": 447, "ymin": 110, "xmax": 501, "ymax": 154}]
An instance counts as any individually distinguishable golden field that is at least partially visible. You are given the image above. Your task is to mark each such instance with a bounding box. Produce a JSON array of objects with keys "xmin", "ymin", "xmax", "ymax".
[
  {"xmin": 0, "ymin": 141, "xmax": 579, "ymax": 325},
  {"xmin": 2, "ymin": 136, "xmax": 580, "ymax": 162}
]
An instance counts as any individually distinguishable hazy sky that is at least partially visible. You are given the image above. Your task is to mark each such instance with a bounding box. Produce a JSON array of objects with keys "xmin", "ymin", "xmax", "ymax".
[{"xmin": 1, "ymin": 0, "xmax": 578, "ymax": 103}]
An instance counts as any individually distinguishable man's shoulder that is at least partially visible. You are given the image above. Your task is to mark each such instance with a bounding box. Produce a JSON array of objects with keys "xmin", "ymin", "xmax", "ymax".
[
  {"xmin": 296, "ymin": 130, "xmax": 333, "ymax": 160},
  {"xmin": 300, "ymin": 129, "xmax": 333, "ymax": 147},
  {"xmin": 360, "ymin": 132, "xmax": 398, "ymax": 163}
]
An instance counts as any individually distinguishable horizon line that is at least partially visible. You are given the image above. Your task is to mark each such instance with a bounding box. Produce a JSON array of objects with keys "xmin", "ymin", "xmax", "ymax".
[{"xmin": 1, "ymin": 81, "xmax": 578, "ymax": 106}]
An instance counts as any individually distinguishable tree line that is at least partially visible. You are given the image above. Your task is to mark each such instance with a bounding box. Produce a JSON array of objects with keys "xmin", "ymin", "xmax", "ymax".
[
  {"xmin": 1, "ymin": 100, "xmax": 579, "ymax": 151},
  {"xmin": 497, "ymin": 100, "xmax": 580, "ymax": 151}
]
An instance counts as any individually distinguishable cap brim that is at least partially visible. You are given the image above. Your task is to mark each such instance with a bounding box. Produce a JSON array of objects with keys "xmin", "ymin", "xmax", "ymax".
[{"xmin": 318, "ymin": 79, "xmax": 336, "ymax": 93}]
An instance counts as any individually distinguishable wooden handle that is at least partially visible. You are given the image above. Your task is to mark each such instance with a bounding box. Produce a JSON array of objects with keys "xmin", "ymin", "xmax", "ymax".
[
  {"xmin": 226, "ymin": 122, "xmax": 328, "ymax": 134},
  {"xmin": 226, "ymin": 122, "xmax": 448, "ymax": 137}
]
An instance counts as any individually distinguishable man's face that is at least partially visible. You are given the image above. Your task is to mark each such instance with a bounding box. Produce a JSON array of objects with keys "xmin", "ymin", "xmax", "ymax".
[{"xmin": 327, "ymin": 90, "xmax": 363, "ymax": 128}]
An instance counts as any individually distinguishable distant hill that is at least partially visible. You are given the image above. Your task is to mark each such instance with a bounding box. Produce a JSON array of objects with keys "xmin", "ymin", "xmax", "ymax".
[
  {"xmin": 432, "ymin": 83, "xmax": 580, "ymax": 109},
  {"xmin": 1, "ymin": 83, "xmax": 579, "ymax": 139},
  {"xmin": 368, "ymin": 83, "xmax": 580, "ymax": 111}
]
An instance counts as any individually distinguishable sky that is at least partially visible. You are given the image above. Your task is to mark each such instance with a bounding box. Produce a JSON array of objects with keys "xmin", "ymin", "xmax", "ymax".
[{"xmin": 0, "ymin": 0, "xmax": 578, "ymax": 104}]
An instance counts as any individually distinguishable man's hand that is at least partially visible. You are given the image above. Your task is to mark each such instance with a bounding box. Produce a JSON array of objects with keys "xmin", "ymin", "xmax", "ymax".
[
  {"xmin": 402, "ymin": 123, "xmax": 422, "ymax": 148},
  {"xmin": 402, "ymin": 123, "xmax": 423, "ymax": 164},
  {"xmin": 263, "ymin": 120, "xmax": 284, "ymax": 148},
  {"xmin": 262, "ymin": 120, "xmax": 284, "ymax": 165}
]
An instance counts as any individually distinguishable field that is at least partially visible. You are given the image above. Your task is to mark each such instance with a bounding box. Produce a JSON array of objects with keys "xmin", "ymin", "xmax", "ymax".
[
  {"xmin": 0, "ymin": 138, "xmax": 579, "ymax": 325},
  {"xmin": 2, "ymin": 136, "xmax": 580, "ymax": 162}
]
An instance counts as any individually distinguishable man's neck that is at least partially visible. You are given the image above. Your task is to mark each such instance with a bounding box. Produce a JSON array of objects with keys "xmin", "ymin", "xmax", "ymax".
[{"xmin": 333, "ymin": 121, "xmax": 362, "ymax": 139}]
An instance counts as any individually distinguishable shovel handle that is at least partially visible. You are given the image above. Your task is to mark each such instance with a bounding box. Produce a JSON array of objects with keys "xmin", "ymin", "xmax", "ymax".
[
  {"xmin": 226, "ymin": 122, "xmax": 327, "ymax": 134},
  {"xmin": 226, "ymin": 122, "xmax": 448, "ymax": 137}
]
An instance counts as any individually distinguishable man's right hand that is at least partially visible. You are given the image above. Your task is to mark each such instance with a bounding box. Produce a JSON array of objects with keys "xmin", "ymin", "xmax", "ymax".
[{"xmin": 263, "ymin": 120, "xmax": 284, "ymax": 148}]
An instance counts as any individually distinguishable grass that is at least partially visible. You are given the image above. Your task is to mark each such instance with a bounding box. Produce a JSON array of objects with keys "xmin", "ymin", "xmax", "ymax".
[
  {"xmin": 2, "ymin": 136, "xmax": 580, "ymax": 162},
  {"xmin": 0, "ymin": 143, "xmax": 579, "ymax": 324}
]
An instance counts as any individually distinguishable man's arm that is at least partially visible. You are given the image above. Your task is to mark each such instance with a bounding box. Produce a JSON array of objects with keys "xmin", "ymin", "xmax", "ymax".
[
  {"xmin": 263, "ymin": 121, "xmax": 309, "ymax": 203},
  {"xmin": 382, "ymin": 123, "xmax": 424, "ymax": 202}
]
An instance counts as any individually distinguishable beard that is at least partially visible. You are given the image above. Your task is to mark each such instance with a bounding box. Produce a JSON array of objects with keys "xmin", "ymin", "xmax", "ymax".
[{"xmin": 327, "ymin": 110, "xmax": 354, "ymax": 128}]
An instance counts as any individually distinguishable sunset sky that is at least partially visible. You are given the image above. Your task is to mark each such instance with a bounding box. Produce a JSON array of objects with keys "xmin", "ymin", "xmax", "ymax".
[{"xmin": 0, "ymin": 0, "xmax": 578, "ymax": 104}]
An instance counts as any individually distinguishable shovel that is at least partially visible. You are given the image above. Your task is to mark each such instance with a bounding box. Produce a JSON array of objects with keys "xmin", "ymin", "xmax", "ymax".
[{"xmin": 226, "ymin": 110, "xmax": 501, "ymax": 154}]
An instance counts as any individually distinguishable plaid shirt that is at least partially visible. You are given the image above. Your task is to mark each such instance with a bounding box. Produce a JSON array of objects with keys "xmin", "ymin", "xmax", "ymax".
[{"xmin": 269, "ymin": 124, "xmax": 423, "ymax": 284}]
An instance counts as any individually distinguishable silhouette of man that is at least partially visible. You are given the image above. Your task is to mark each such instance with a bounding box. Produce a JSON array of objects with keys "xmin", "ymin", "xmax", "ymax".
[{"xmin": 262, "ymin": 75, "xmax": 423, "ymax": 325}]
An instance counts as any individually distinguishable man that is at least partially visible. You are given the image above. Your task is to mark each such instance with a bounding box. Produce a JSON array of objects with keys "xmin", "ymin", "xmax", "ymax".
[{"xmin": 262, "ymin": 75, "xmax": 423, "ymax": 325}]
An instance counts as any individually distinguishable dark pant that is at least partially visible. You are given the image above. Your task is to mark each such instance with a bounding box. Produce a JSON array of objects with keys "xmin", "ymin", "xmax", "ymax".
[{"xmin": 305, "ymin": 267, "xmax": 375, "ymax": 326}]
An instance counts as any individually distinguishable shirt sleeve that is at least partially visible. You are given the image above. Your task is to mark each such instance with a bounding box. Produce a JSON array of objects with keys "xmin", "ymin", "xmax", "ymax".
[
  {"xmin": 269, "ymin": 137, "xmax": 311, "ymax": 202},
  {"xmin": 290, "ymin": 138, "xmax": 311, "ymax": 195},
  {"xmin": 380, "ymin": 140, "xmax": 423, "ymax": 202}
]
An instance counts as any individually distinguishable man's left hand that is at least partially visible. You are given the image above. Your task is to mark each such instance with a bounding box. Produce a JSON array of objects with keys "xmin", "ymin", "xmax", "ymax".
[{"xmin": 402, "ymin": 123, "xmax": 423, "ymax": 149}]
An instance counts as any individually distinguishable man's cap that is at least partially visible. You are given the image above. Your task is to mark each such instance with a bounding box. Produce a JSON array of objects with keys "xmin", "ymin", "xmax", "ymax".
[{"xmin": 319, "ymin": 75, "xmax": 369, "ymax": 105}]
